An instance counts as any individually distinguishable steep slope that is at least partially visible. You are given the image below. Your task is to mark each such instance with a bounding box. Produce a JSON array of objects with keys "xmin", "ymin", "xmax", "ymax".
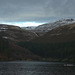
[
  {"xmin": 0, "ymin": 24, "xmax": 37, "ymax": 42},
  {"xmin": 34, "ymin": 19, "xmax": 75, "ymax": 36}
]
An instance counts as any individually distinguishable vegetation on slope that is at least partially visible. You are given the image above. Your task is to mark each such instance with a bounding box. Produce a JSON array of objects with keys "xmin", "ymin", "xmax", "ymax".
[{"xmin": 17, "ymin": 41, "xmax": 75, "ymax": 62}]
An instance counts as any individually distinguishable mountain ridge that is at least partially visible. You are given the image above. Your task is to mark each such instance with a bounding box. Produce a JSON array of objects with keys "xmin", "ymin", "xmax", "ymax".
[{"xmin": 33, "ymin": 19, "xmax": 75, "ymax": 36}]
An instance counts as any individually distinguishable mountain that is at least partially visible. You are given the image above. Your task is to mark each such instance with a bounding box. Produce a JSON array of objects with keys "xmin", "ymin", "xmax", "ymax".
[
  {"xmin": 21, "ymin": 26, "xmax": 37, "ymax": 30},
  {"xmin": 33, "ymin": 23, "xmax": 75, "ymax": 43},
  {"xmin": 0, "ymin": 24, "xmax": 37, "ymax": 42},
  {"xmin": 18, "ymin": 23, "xmax": 75, "ymax": 62},
  {"xmin": 34, "ymin": 19, "xmax": 75, "ymax": 36}
]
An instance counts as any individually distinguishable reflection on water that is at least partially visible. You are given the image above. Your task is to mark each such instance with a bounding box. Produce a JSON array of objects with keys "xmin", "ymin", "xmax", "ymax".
[{"xmin": 0, "ymin": 61, "xmax": 75, "ymax": 75}]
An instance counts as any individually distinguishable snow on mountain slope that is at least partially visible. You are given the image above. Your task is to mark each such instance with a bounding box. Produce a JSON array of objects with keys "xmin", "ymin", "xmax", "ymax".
[
  {"xmin": 21, "ymin": 26, "xmax": 37, "ymax": 30},
  {"xmin": 35, "ymin": 19, "xmax": 75, "ymax": 32}
]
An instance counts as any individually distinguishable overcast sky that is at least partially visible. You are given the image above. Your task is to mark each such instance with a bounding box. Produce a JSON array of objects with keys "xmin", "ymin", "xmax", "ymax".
[{"xmin": 0, "ymin": 0, "xmax": 75, "ymax": 26}]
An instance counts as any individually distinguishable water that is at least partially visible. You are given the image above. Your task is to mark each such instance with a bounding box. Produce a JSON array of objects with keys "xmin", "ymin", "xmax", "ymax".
[{"xmin": 0, "ymin": 61, "xmax": 75, "ymax": 75}]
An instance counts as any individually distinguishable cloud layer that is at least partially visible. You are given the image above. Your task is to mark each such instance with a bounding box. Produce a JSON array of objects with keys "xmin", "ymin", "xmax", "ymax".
[{"xmin": 0, "ymin": 0, "xmax": 75, "ymax": 23}]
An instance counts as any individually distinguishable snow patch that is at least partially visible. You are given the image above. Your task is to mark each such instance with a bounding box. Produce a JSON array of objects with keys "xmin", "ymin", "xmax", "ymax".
[
  {"xmin": 35, "ymin": 19, "xmax": 75, "ymax": 32},
  {"xmin": 2, "ymin": 36, "xmax": 8, "ymax": 39}
]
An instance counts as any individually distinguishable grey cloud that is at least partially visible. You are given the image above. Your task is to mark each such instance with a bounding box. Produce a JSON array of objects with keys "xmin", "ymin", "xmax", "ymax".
[
  {"xmin": 44, "ymin": 0, "xmax": 75, "ymax": 17},
  {"xmin": 0, "ymin": 0, "xmax": 75, "ymax": 22}
]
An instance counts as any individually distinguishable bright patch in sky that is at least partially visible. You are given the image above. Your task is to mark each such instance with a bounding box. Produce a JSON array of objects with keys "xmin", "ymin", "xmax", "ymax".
[{"xmin": 0, "ymin": 22, "xmax": 45, "ymax": 27}]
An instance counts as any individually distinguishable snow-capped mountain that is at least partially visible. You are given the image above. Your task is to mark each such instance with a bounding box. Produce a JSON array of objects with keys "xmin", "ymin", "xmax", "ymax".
[
  {"xmin": 35, "ymin": 19, "xmax": 75, "ymax": 32},
  {"xmin": 21, "ymin": 26, "xmax": 37, "ymax": 30}
]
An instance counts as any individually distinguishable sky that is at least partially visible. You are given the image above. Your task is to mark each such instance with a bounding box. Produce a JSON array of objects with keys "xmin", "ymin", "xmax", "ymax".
[{"xmin": 0, "ymin": 0, "xmax": 75, "ymax": 27}]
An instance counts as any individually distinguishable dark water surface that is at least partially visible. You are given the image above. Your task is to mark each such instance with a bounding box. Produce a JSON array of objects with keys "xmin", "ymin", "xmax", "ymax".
[{"xmin": 0, "ymin": 61, "xmax": 75, "ymax": 75}]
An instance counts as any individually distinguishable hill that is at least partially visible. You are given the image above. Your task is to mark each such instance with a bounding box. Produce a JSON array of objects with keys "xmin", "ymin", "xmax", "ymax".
[
  {"xmin": 33, "ymin": 23, "xmax": 75, "ymax": 43},
  {"xmin": 0, "ymin": 37, "xmax": 41, "ymax": 61},
  {"xmin": 0, "ymin": 24, "xmax": 37, "ymax": 42}
]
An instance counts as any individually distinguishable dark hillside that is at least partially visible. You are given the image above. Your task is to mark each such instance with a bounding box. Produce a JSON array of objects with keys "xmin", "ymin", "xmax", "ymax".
[{"xmin": 0, "ymin": 37, "xmax": 41, "ymax": 61}]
